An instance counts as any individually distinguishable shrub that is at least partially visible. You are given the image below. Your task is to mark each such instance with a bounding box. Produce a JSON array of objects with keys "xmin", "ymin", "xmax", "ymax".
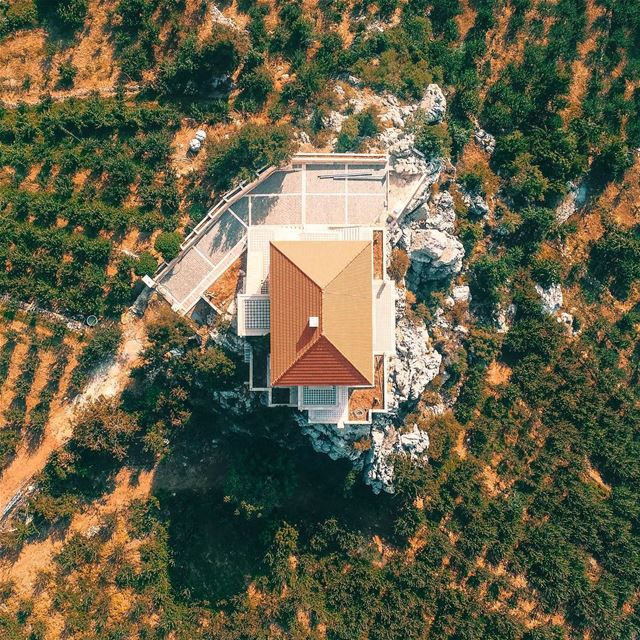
[
  {"xmin": 134, "ymin": 251, "xmax": 158, "ymax": 276},
  {"xmin": 414, "ymin": 121, "xmax": 451, "ymax": 159},
  {"xmin": 57, "ymin": 60, "xmax": 77, "ymax": 89},
  {"xmin": 154, "ymin": 232, "xmax": 182, "ymax": 262},
  {"xmin": 39, "ymin": 0, "xmax": 88, "ymax": 32},
  {"xmin": 235, "ymin": 64, "xmax": 274, "ymax": 113},
  {"xmin": 205, "ymin": 122, "xmax": 296, "ymax": 190},
  {"xmin": 531, "ymin": 257, "xmax": 561, "ymax": 288},
  {"xmin": 156, "ymin": 26, "xmax": 248, "ymax": 97},
  {"xmin": 388, "ymin": 248, "xmax": 409, "ymax": 282},
  {"xmin": 72, "ymin": 397, "xmax": 139, "ymax": 460},
  {"xmin": 335, "ymin": 107, "xmax": 380, "ymax": 152},
  {"xmin": 1, "ymin": 0, "xmax": 38, "ymax": 37}
]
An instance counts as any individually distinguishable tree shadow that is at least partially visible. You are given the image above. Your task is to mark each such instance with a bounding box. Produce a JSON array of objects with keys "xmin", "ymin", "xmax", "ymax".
[{"xmin": 152, "ymin": 405, "xmax": 399, "ymax": 605}]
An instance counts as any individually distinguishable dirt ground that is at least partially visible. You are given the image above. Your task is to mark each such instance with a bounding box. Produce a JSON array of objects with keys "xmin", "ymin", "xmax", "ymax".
[
  {"xmin": 206, "ymin": 255, "xmax": 245, "ymax": 311},
  {"xmin": 0, "ymin": 311, "xmax": 147, "ymax": 527},
  {"xmin": 0, "ymin": 0, "xmax": 123, "ymax": 105}
]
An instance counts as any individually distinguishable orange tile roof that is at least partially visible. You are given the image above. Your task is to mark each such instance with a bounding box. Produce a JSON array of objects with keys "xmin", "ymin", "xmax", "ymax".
[{"xmin": 270, "ymin": 240, "xmax": 373, "ymax": 387}]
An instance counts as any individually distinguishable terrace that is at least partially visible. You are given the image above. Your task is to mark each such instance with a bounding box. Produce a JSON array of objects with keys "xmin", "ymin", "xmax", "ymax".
[{"xmin": 152, "ymin": 153, "xmax": 389, "ymax": 315}]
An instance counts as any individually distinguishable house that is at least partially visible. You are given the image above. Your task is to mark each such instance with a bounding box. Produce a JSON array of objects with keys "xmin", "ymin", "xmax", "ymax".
[
  {"xmin": 149, "ymin": 152, "xmax": 397, "ymax": 427},
  {"xmin": 237, "ymin": 224, "xmax": 396, "ymax": 427}
]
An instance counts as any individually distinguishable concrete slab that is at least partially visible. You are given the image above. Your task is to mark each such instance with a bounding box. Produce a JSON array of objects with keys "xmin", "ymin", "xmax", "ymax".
[
  {"xmin": 250, "ymin": 169, "xmax": 302, "ymax": 194},
  {"xmin": 306, "ymin": 163, "xmax": 347, "ymax": 195},
  {"xmin": 306, "ymin": 194, "xmax": 346, "ymax": 224},
  {"xmin": 250, "ymin": 195, "xmax": 303, "ymax": 225},
  {"xmin": 157, "ymin": 249, "xmax": 212, "ymax": 304},
  {"xmin": 194, "ymin": 212, "xmax": 245, "ymax": 263}
]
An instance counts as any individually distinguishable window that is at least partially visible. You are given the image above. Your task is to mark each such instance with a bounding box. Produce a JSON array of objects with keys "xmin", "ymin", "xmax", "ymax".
[
  {"xmin": 244, "ymin": 297, "xmax": 270, "ymax": 330},
  {"xmin": 302, "ymin": 386, "xmax": 337, "ymax": 406}
]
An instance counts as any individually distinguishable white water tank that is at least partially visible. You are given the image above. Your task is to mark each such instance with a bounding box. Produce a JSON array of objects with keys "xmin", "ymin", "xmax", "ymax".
[
  {"xmin": 195, "ymin": 129, "xmax": 207, "ymax": 142},
  {"xmin": 189, "ymin": 138, "xmax": 202, "ymax": 152}
]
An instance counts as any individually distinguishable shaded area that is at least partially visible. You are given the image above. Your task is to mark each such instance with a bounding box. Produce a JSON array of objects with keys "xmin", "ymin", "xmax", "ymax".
[{"xmin": 152, "ymin": 406, "xmax": 397, "ymax": 605}]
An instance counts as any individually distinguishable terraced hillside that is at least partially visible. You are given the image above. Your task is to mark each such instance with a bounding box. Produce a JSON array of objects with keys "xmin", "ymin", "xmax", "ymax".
[{"xmin": 0, "ymin": 0, "xmax": 638, "ymax": 639}]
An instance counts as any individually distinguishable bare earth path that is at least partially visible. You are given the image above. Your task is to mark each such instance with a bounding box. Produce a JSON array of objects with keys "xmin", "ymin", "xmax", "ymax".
[{"xmin": 0, "ymin": 312, "xmax": 147, "ymax": 522}]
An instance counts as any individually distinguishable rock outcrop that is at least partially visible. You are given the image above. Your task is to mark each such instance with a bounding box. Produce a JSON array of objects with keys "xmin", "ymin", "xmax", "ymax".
[
  {"xmin": 389, "ymin": 316, "xmax": 442, "ymax": 407},
  {"xmin": 322, "ymin": 110, "xmax": 347, "ymax": 132},
  {"xmin": 535, "ymin": 283, "xmax": 563, "ymax": 314},
  {"xmin": 556, "ymin": 180, "xmax": 588, "ymax": 223},
  {"xmin": 474, "ymin": 128, "xmax": 496, "ymax": 154},
  {"xmin": 365, "ymin": 423, "xmax": 430, "ymax": 493},
  {"xmin": 420, "ymin": 84, "xmax": 447, "ymax": 123},
  {"xmin": 379, "ymin": 128, "xmax": 433, "ymax": 176},
  {"xmin": 409, "ymin": 229, "xmax": 464, "ymax": 280},
  {"xmin": 461, "ymin": 190, "xmax": 490, "ymax": 217}
]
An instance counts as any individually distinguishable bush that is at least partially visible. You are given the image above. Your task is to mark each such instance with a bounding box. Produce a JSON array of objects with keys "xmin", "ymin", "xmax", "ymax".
[
  {"xmin": 388, "ymin": 248, "xmax": 409, "ymax": 282},
  {"xmin": 72, "ymin": 397, "xmax": 139, "ymax": 460},
  {"xmin": 335, "ymin": 107, "xmax": 380, "ymax": 152},
  {"xmin": 156, "ymin": 26, "xmax": 248, "ymax": 97},
  {"xmin": 414, "ymin": 121, "xmax": 451, "ymax": 159},
  {"xmin": 1, "ymin": 0, "xmax": 38, "ymax": 37},
  {"xmin": 57, "ymin": 60, "xmax": 77, "ymax": 89},
  {"xmin": 531, "ymin": 257, "xmax": 561, "ymax": 288},
  {"xmin": 134, "ymin": 251, "xmax": 158, "ymax": 276},
  {"xmin": 235, "ymin": 64, "xmax": 274, "ymax": 113},
  {"xmin": 38, "ymin": 0, "xmax": 88, "ymax": 32},
  {"xmin": 205, "ymin": 123, "xmax": 296, "ymax": 190},
  {"xmin": 154, "ymin": 232, "xmax": 182, "ymax": 262}
]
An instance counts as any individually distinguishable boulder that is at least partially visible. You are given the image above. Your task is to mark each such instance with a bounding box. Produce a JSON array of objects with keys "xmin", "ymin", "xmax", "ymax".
[
  {"xmin": 462, "ymin": 191, "xmax": 490, "ymax": 217},
  {"xmin": 419, "ymin": 84, "xmax": 447, "ymax": 123},
  {"xmin": 557, "ymin": 311, "xmax": 575, "ymax": 334},
  {"xmin": 495, "ymin": 303, "xmax": 516, "ymax": 333},
  {"xmin": 409, "ymin": 228, "xmax": 464, "ymax": 280},
  {"xmin": 452, "ymin": 284, "xmax": 470, "ymax": 303},
  {"xmin": 535, "ymin": 283, "xmax": 563, "ymax": 314},
  {"xmin": 388, "ymin": 314, "xmax": 442, "ymax": 407},
  {"xmin": 322, "ymin": 110, "xmax": 347, "ymax": 132},
  {"xmin": 556, "ymin": 180, "xmax": 588, "ymax": 223},
  {"xmin": 474, "ymin": 128, "xmax": 496, "ymax": 154}
]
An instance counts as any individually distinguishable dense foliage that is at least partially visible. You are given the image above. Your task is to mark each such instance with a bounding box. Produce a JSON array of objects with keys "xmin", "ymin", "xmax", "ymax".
[{"xmin": 0, "ymin": 0, "xmax": 639, "ymax": 638}]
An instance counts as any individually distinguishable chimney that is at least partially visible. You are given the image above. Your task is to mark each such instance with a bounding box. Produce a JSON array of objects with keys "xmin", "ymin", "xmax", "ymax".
[{"xmin": 309, "ymin": 316, "xmax": 319, "ymax": 328}]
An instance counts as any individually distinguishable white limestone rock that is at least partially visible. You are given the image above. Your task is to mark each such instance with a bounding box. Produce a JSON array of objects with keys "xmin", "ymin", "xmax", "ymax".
[
  {"xmin": 474, "ymin": 128, "xmax": 496, "ymax": 154},
  {"xmin": 322, "ymin": 110, "xmax": 347, "ymax": 132},
  {"xmin": 462, "ymin": 190, "xmax": 490, "ymax": 217},
  {"xmin": 557, "ymin": 311, "xmax": 575, "ymax": 334},
  {"xmin": 428, "ymin": 190, "xmax": 456, "ymax": 232},
  {"xmin": 419, "ymin": 84, "xmax": 447, "ymax": 123},
  {"xmin": 301, "ymin": 420, "xmax": 369, "ymax": 464},
  {"xmin": 556, "ymin": 181, "xmax": 588, "ymax": 223},
  {"xmin": 365, "ymin": 422, "xmax": 430, "ymax": 493},
  {"xmin": 452, "ymin": 284, "xmax": 470, "ymax": 303},
  {"xmin": 211, "ymin": 5, "xmax": 243, "ymax": 31},
  {"xmin": 495, "ymin": 303, "xmax": 516, "ymax": 333},
  {"xmin": 535, "ymin": 283, "xmax": 563, "ymax": 314},
  {"xmin": 388, "ymin": 314, "xmax": 442, "ymax": 407},
  {"xmin": 409, "ymin": 228, "xmax": 464, "ymax": 280}
]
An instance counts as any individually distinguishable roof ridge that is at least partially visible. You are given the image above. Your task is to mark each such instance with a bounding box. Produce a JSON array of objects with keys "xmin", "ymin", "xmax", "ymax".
[
  {"xmin": 323, "ymin": 241, "xmax": 371, "ymax": 291},
  {"xmin": 270, "ymin": 242, "xmax": 323, "ymax": 363}
]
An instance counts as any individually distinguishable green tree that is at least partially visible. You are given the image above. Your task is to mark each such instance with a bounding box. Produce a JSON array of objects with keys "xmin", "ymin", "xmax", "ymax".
[
  {"xmin": 205, "ymin": 123, "xmax": 296, "ymax": 190},
  {"xmin": 154, "ymin": 232, "xmax": 182, "ymax": 262},
  {"xmin": 72, "ymin": 397, "xmax": 139, "ymax": 460}
]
